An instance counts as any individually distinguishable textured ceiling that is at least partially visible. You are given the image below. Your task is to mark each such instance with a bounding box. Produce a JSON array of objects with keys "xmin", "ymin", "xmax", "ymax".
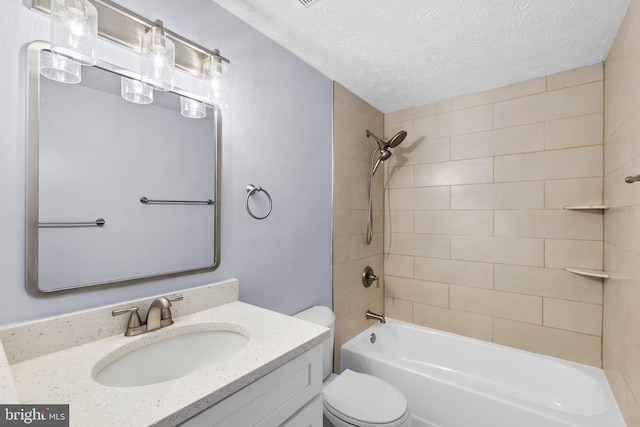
[{"xmin": 211, "ymin": 0, "xmax": 629, "ymax": 113}]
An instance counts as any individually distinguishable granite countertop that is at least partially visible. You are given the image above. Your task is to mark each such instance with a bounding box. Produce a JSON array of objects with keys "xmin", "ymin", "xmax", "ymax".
[{"xmin": 1, "ymin": 281, "xmax": 329, "ymax": 426}]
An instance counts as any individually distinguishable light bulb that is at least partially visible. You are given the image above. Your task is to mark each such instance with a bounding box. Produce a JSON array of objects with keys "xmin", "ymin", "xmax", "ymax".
[
  {"xmin": 50, "ymin": 0, "xmax": 97, "ymax": 66},
  {"xmin": 202, "ymin": 55, "xmax": 224, "ymax": 106},
  {"xmin": 141, "ymin": 23, "xmax": 175, "ymax": 91}
]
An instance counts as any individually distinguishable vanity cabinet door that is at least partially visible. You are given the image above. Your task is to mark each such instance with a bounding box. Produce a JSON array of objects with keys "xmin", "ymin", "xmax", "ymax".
[
  {"xmin": 180, "ymin": 345, "xmax": 322, "ymax": 426},
  {"xmin": 280, "ymin": 394, "xmax": 323, "ymax": 427}
]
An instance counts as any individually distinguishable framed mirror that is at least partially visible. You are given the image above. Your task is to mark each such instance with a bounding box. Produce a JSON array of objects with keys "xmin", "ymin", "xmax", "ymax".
[{"xmin": 25, "ymin": 41, "xmax": 221, "ymax": 296}]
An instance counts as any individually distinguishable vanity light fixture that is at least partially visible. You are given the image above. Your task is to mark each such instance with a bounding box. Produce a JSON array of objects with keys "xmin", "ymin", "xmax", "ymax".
[
  {"xmin": 202, "ymin": 54, "xmax": 223, "ymax": 106},
  {"xmin": 141, "ymin": 20, "xmax": 175, "ymax": 91},
  {"xmin": 120, "ymin": 76, "xmax": 153, "ymax": 105},
  {"xmin": 50, "ymin": 0, "xmax": 98, "ymax": 66},
  {"xmin": 32, "ymin": 0, "xmax": 230, "ymax": 100},
  {"xmin": 180, "ymin": 96, "xmax": 207, "ymax": 119},
  {"xmin": 39, "ymin": 50, "xmax": 82, "ymax": 84},
  {"xmin": 32, "ymin": 0, "xmax": 229, "ymax": 79}
]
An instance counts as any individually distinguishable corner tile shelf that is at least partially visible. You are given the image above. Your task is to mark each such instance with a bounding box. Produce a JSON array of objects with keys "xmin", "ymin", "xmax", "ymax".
[
  {"xmin": 563, "ymin": 206, "xmax": 609, "ymax": 210},
  {"xmin": 562, "ymin": 206, "xmax": 609, "ymax": 279},
  {"xmin": 564, "ymin": 267, "xmax": 610, "ymax": 279}
]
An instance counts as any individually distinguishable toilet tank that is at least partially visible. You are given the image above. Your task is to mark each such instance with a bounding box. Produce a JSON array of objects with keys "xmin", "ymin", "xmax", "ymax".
[{"xmin": 293, "ymin": 306, "xmax": 335, "ymax": 380}]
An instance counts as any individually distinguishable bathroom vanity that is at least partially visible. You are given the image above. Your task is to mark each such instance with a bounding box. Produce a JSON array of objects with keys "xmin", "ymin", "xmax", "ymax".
[{"xmin": 0, "ymin": 279, "xmax": 328, "ymax": 426}]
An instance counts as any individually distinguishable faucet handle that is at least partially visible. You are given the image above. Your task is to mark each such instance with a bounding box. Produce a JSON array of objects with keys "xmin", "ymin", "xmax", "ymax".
[
  {"xmin": 112, "ymin": 307, "xmax": 145, "ymax": 336},
  {"xmin": 362, "ymin": 266, "xmax": 379, "ymax": 288},
  {"xmin": 168, "ymin": 295, "xmax": 184, "ymax": 304},
  {"xmin": 112, "ymin": 307, "xmax": 142, "ymax": 326},
  {"xmin": 160, "ymin": 295, "xmax": 183, "ymax": 325}
]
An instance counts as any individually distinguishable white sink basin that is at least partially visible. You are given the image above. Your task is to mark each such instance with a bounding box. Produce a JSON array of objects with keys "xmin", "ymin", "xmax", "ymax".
[{"xmin": 93, "ymin": 328, "xmax": 249, "ymax": 387}]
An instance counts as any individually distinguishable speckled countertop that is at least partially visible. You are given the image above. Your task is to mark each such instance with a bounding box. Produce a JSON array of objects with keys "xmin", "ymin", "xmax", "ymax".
[
  {"xmin": 0, "ymin": 344, "xmax": 18, "ymax": 404},
  {"xmin": 0, "ymin": 280, "xmax": 329, "ymax": 426}
]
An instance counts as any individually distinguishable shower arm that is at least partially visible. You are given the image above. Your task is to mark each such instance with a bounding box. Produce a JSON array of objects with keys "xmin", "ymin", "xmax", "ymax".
[{"xmin": 366, "ymin": 130, "xmax": 387, "ymax": 151}]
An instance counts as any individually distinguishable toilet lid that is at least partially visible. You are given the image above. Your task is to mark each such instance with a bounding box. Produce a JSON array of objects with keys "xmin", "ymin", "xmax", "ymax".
[{"xmin": 323, "ymin": 369, "xmax": 407, "ymax": 425}]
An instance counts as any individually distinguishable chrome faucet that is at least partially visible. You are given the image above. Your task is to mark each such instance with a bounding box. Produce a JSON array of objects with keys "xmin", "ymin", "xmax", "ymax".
[
  {"xmin": 366, "ymin": 310, "xmax": 386, "ymax": 323},
  {"xmin": 112, "ymin": 295, "xmax": 183, "ymax": 336}
]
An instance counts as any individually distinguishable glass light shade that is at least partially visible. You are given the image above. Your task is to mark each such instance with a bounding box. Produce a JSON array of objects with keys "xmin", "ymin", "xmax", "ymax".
[
  {"xmin": 120, "ymin": 77, "xmax": 153, "ymax": 104},
  {"xmin": 50, "ymin": 0, "xmax": 98, "ymax": 66},
  {"xmin": 39, "ymin": 50, "xmax": 82, "ymax": 84},
  {"xmin": 141, "ymin": 26, "xmax": 175, "ymax": 91},
  {"xmin": 202, "ymin": 56, "xmax": 224, "ymax": 106},
  {"xmin": 180, "ymin": 97, "xmax": 206, "ymax": 119}
]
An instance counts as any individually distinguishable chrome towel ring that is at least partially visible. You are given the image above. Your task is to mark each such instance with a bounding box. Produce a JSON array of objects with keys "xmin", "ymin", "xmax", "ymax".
[{"xmin": 246, "ymin": 184, "xmax": 272, "ymax": 220}]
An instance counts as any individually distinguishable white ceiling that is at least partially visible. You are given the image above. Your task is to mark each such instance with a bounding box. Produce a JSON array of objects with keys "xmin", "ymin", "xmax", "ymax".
[{"xmin": 211, "ymin": 0, "xmax": 629, "ymax": 113}]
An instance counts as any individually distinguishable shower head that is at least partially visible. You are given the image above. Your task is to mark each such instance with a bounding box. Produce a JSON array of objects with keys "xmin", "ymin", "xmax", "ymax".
[
  {"xmin": 366, "ymin": 130, "xmax": 408, "ymax": 150},
  {"xmin": 379, "ymin": 147, "xmax": 392, "ymax": 161},
  {"xmin": 371, "ymin": 147, "xmax": 392, "ymax": 176},
  {"xmin": 367, "ymin": 129, "xmax": 407, "ymax": 177},
  {"xmin": 387, "ymin": 130, "xmax": 407, "ymax": 148}
]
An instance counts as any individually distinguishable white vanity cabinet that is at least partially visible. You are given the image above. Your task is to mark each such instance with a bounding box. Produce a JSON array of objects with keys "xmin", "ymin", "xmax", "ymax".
[{"xmin": 180, "ymin": 345, "xmax": 323, "ymax": 426}]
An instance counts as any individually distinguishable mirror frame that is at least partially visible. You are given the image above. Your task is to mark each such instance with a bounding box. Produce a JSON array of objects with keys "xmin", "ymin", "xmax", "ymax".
[{"xmin": 25, "ymin": 41, "xmax": 222, "ymax": 297}]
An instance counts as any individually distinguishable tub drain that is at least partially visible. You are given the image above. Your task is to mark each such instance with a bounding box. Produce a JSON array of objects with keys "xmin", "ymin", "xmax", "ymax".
[{"xmin": 370, "ymin": 333, "xmax": 376, "ymax": 344}]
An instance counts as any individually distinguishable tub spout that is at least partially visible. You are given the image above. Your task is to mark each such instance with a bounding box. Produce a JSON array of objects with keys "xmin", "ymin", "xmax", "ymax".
[{"xmin": 366, "ymin": 310, "xmax": 386, "ymax": 323}]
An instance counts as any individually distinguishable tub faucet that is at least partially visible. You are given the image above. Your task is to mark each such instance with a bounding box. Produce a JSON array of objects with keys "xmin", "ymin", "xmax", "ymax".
[{"xmin": 366, "ymin": 310, "xmax": 386, "ymax": 323}]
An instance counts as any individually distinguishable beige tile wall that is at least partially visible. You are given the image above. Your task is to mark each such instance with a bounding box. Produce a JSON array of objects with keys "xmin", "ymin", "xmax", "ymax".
[
  {"xmin": 383, "ymin": 64, "xmax": 605, "ymax": 367},
  {"xmin": 603, "ymin": 0, "xmax": 640, "ymax": 424},
  {"xmin": 333, "ymin": 82, "xmax": 385, "ymax": 372}
]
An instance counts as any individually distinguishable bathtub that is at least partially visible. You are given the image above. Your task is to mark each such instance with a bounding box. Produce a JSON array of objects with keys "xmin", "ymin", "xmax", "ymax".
[{"xmin": 341, "ymin": 319, "xmax": 625, "ymax": 427}]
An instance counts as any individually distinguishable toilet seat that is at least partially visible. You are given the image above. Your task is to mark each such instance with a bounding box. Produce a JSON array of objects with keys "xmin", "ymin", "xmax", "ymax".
[{"xmin": 323, "ymin": 369, "xmax": 409, "ymax": 427}]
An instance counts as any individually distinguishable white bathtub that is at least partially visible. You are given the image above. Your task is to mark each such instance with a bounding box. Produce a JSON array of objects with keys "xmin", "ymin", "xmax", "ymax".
[{"xmin": 341, "ymin": 319, "xmax": 625, "ymax": 427}]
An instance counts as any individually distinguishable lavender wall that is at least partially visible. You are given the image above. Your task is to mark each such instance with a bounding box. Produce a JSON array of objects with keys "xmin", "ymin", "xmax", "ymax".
[{"xmin": 0, "ymin": 0, "xmax": 333, "ymax": 325}]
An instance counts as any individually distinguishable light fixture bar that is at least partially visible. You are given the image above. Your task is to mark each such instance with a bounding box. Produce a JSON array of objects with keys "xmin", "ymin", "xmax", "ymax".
[{"xmin": 32, "ymin": 0, "xmax": 229, "ymax": 78}]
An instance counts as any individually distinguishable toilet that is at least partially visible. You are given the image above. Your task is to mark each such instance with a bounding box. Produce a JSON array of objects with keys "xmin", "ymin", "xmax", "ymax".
[{"xmin": 294, "ymin": 306, "xmax": 410, "ymax": 427}]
